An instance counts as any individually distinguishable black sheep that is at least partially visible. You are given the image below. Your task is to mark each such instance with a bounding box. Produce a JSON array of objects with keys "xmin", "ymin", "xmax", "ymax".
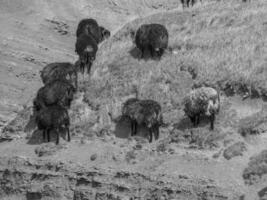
[
  {"xmin": 33, "ymin": 80, "xmax": 75, "ymax": 112},
  {"xmin": 40, "ymin": 62, "xmax": 78, "ymax": 89},
  {"xmin": 122, "ymin": 98, "xmax": 163, "ymax": 142},
  {"xmin": 99, "ymin": 26, "xmax": 111, "ymax": 42},
  {"xmin": 75, "ymin": 33, "xmax": 98, "ymax": 74},
  {"xmin": 76, "ymin": 18, "xmax": 102, "ymax": 44},
  {"xmin": 135, "ymin": 23, "xmax": 168, "ymax": 59},
  {"xmin": 35, "ymin": 105, "xmax": 70, "ymax": 144}
]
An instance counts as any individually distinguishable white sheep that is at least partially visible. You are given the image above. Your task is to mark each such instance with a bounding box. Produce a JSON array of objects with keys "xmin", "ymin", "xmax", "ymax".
[{"xmin": 182, "ymin": 87, "xmax": 220, "ymax": 130}]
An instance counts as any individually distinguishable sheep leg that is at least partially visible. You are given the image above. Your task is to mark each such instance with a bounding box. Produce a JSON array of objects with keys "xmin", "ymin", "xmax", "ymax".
[
  {"xmin": 149, "ymin": 45, "xmax": 154, "ymax": 58},
  {"xmin": 196, "ymin": 114, "xmax": 200, "ymax": 125},
  {"xmin": 154, "ymin": 125, "xmax": 159, "ymax": 140},
  {"xmin": 140, "ymin": 48, "xmax": 144, "ymax": 59},
  {"xmin": 56, "ymin": 128, "xmax": 60, "ymax": 145},
  {"xmin": 131, "ymin": 120, "xmax": 137, "ymax": 136},
  {"xmin": 149, "ymin": 128, "xmax": 153, "ymax": 143},
  {"xmin": 131, "ymin": 121, "xmax": 134, "ymax": 136},
  {"xmin": 67, "ymin": 127, "xmax": 71, "ymax": 142},
  {"xmin": 47, "ymin": 129, "xmax": 50, "ymax": 142},
  {"xmin": 159, "ymin": 48, "xmax": 164, "ymax": 57},
  {"xmin": 210, "ymin": 113, "xmax": 215, "ymax": 130},
  {"xmin": 87, "ymin": 62, "xmax": 92, "ymax": 75},
  {"xmin": 193, "ymin": 116, "xmax": 197, "ymax": 126},
  {"xmin": 131, "ymin": 121, "xmax": 136, "ymax": 136},
  {"xmin": 43, "ymin": 130, "xmax": 46, "ymax": 142},
  {"xmin": 134, "ymin": 121, "xmax": 138, "ymax": 136},
  {"xmin": 80, "ymin": 62, "xmax": 85, "ymax": 75},
  {"xmin": 190, "ymin": 115, "xmax": 198, "ymax": 126}
]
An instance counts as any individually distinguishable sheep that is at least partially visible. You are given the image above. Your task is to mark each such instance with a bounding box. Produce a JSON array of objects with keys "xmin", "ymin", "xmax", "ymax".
[
  {"xmin": 135, "ymin": 23, "xmax": 168, "ymax": 59},
  {"xmin": 40, "ymin": 62, "xmax": 78, "ymax": 89},
  {"xmin": 182, "ymin": 87, "xmax": 220, "ymax": 130},
  {"xmin": 35, "ymin": 105, "xmax": 70, "ymax": 144},
  {"xmin": 181, "ymin": 0, "xmax": 198, "ymax": 7},
  {"xmin": 76, "ymin": 18, "xmax": 102, "ymax": 44},
  {"xmin": 99, "ymin": 26, "xmax": 111, "ymax": 42},
  {"xmin": 122, "ymin": 98, "xmax": 163, "ymax": 142},
  {"xmin": 33, "ymin": 80, "xmax": 76, "ymax": 112},
  {"xmin": 75, "ymin": 33, "xmax": 98, "ymax": 75}
]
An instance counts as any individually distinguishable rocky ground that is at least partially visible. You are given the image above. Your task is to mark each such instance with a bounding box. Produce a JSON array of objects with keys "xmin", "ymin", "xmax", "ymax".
[{"xmin": 0, "ymin": 0, "xmax": 267, "ymax": 199}]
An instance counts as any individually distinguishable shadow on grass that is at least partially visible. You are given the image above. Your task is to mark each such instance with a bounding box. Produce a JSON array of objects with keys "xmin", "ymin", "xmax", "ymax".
[
  {"xmin": 113, "ymin": 115, "xmax": 150, "ymax": 141},
  {"xmin": 27, "ymin": 128, "xmax": 69, "ymax": 145},
  {"xmin": 128, "ymin": 47, "xmax": 161, "ymax": 61},
  {"xmin": 174, "ymin": 116, "xmax": 212, "ymax": 131}
]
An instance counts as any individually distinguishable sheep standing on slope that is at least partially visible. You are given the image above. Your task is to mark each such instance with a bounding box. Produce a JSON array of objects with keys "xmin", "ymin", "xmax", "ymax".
[
  {"xmin": 76, "ymin": 18, "xmax": 102, "ymax": 44},
  {"xmin": 75, "ymin": 33, "xmax": 98, "ymax": 75},
  {"xmin": 135, "ymin": 23, "xmax": 168, "ymax": 59},
  {"xmin": 33, "ymin": 80, "xmax": 76, "ymax": 112},
  {"xmin": 182, "ymin": 87, "xmax": 220, "ymax": 130},
  {"xmin": 122, "ymin": 98, "xmax": 163, "ymax": 142},
  {"xmin": 35, "ymin": 105, "xmax": 70, "ymax": 144},
  {"xmin": 40, "ymin": 62, "xmax": 78, "ymax": 89}
]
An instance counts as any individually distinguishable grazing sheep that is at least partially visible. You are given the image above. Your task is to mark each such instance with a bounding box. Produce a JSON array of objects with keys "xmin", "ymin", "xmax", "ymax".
[
  {"xmin": 76, "ymin": 18, "xmax": 102, "ymax": 44},
  {"xmin": 75, "ymin": 33, "xmax": 98, "ymax": 74},
  {"xmin": 122, "ymin": 98, "xmax": 163, "ymax": 142},
  {"xmin": 35, "ymin": 105, "xmax": 70, "ymax": 144},
  {"xmin": 182, "ymin": 87, "xmax": 220, "ymax": 130},
  {"xmin": 33, "ymin": 80, "xmax": 76, "ymax": 112},
  {"xmin": 99, "ymin": 26, "xmax": 111, "ymax": 42},
  {"xmin": 135, "ymin": 23, "xmax": 168, "ymax": 59},
  {"xmin": 40, "ymin": 62, "xmax": 78, "ymax": 89}
]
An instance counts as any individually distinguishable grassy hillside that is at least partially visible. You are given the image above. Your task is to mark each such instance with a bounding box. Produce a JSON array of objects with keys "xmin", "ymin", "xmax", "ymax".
[
  {"xmin": 1, "ymin": 1, "xmax": 267, "ymax": 199},
  {"xmin": 82, "ymin": 0, "xmax": 267, "ymax": 127}
]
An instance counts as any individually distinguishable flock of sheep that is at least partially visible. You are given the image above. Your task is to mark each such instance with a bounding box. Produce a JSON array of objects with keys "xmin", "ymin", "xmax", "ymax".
[
  {"xmin": 31, "ymin": 16, "xmax": 221, "ymax": 145},
  {"xmin": 32, "ymin": 19, "xmax": 110, "ymax": 144},
  {"xmin": 32, "ymin": 0, "xmax": 253, "ymax": 144}
]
